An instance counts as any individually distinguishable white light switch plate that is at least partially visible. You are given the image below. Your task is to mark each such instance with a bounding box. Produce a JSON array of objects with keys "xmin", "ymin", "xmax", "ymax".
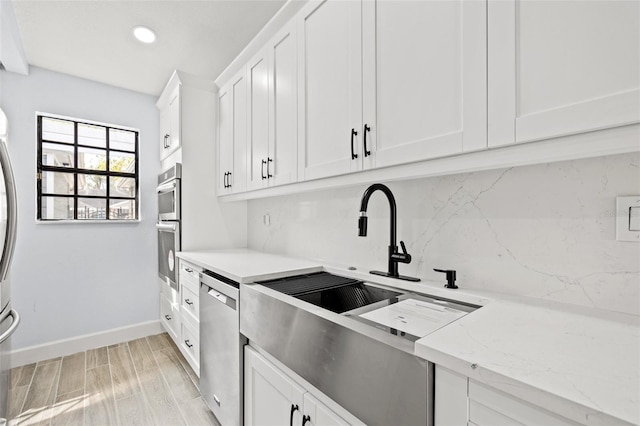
[{"xmin": 616, "ymin": 196, "xmax": 640, "ymax": 242}]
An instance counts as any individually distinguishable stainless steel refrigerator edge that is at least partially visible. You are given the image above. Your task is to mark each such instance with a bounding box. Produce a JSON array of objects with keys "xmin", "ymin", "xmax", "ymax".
[{"xmin": 0, "ymin": 108, "xmax": 21, "ymax": 423}]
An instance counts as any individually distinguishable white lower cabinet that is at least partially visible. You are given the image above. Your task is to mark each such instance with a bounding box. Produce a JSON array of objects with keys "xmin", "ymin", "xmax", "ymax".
[
  {"xmin": 160, "ymin": 259, "xmax": 201, "ymax": 376},
  {"xmin": 468, "ymin": 381, "xmax": 579, "ymax": 426},
  {"xmin": 244, "ymin": 345, "xmax": 359, "ymax": 426},
  {"xmin": 435, "ymin": 366, "xmax": 580, "ymax": 426},
  {"xmin": 434, "ymin": 366, "xmax": 467, "ymax": 426},
  {"xmin": 159, "ymin": 293, "xmax": 179, "ymax": 342}
]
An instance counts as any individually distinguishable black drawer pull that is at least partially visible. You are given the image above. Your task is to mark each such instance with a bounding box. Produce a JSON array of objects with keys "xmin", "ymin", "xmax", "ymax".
[
  {"xmin": 164, "ymin": 314, "xmax": 172, "ymax": 321},
  {"xmin": 363, "ymin": 123, "xmax": 371, "ymax": 157},
  {"xmin": 350, "ymin": 128, "xmax": 358, "ymax": 160},
  {"xmin": 185, "ymin": 299, "xmax": 194, "ymax": 306},
  {"xmin": 185, "ymin": 339, "xmax": 193, "ymax": 348},
  {"xmin": 290, "ymin": 404, "xmax": 299, "ymax": 426}
]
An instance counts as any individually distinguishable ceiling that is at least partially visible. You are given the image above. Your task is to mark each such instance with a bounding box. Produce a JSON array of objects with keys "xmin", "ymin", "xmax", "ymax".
[{"xmin": 11, "ymin": 0, "xmax": 286, "ymax": 96}]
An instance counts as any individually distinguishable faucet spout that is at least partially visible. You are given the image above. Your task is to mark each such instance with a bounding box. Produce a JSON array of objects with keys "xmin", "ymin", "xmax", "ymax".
[
  {"xmin": 359, "ymin": 183, "xmax": 397, "ymax": 247},
  {"xmin": 357, "ymin": 183, "xmax": 419, "ymax": 282}
]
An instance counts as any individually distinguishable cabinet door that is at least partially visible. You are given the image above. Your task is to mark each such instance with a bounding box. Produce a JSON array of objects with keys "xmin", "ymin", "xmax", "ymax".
[
  {"xmin": 268, "ymin": 21, "xmax": 298, "ymax": 187},
  {"xmin": 231, "ymin": 69, "xmax": 248, "ymax": 193},
  {"xmin": 159, "ymin": 103, "xmax": 171, "ymax": 161},
  {"xmin": 244, "ymin": 346, "xmax": 305, "ymax": 426},
  {"xmin": 468, "ymin": 380, "xmax": 579, "ymax": 426},
  {"xmin": 168, "ymin": 86, "xmax": 181, "ymax": 153},
  {"xmin": 362, "ymin": 0, "xmax": 487, "ymax": 169},
  {"xmin": 488, "ymin": 0, "xmax": 640, "ymax": 146},
  {"xmin": 302, "ymin": 393, "xmax": 351, "ymax": 426},
  {"xmin": 247, "ymin": 49, "xmax": 271, "ymax": 191},
  {"xmin": 160, "ymin": 294, "xmax": 179, "ymax": 341},
  {"xmin": 434, "ymin": 366, "xmax": 468, "ymax": 426},
  {"xmin": 217, "ymin": 82, "xmax": 234, "ymax": 194},
  {"xmin": 218, "ymin": 68, "xmax": 248, "ymax": 194},
  {"xmin": 297, "ymin": 0, "xmax": 363, "ymax": 181}
]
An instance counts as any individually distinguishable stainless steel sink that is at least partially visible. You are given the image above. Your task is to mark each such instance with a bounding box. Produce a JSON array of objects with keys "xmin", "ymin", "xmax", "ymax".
[{"xmin": 240, "ymin": 272, "xmax": 481, "ymax": 426}]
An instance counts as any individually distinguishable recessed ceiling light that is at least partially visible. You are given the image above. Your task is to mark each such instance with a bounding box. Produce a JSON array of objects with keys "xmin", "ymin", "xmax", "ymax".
[{"xmin": 133, "ymin": 26, "xmax": 156, "ymax": 44}]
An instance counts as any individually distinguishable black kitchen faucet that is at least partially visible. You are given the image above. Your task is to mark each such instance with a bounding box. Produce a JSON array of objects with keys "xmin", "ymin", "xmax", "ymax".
[{"xmin": 358, "ymin": 183, "xmax": 420, "ymax": 282}]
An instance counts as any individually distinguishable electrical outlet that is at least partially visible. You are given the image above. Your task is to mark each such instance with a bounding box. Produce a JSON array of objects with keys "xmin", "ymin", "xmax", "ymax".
[{"xmin": 616, "ymin": 196, "xmax": 640, "ymax": 242}]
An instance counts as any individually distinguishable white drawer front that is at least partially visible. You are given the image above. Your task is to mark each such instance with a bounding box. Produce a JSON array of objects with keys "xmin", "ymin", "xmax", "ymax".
[
  {"xmin": 180, "ymin": 321, "xmax": 200, "ymax": 369},
  {"xmin": 181, "ymin": 283, "xmax": 199, "ymax": 323},
  {"xmin": 160, "ymin": 280, "xmax": 179, "ymax": 304},
  {"xmin": 160, "ymin": 294, "xmax": 179, "ymax": 340},
  {"xmin": 179, "ymin": 261, "xmax": 201, "ymax": 293},
  {"xmin": 469, "ymin": 381, "xmax": 578, "ymax": 426}
]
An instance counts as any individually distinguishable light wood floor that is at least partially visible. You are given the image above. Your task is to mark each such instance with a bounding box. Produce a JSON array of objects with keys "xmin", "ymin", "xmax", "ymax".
[{"xmin": 7, "ymin": 332, "xmax": 221, "ymax": 426}]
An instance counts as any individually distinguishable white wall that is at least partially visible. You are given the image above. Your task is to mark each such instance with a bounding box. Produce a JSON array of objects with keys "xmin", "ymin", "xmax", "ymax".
[
  {"xmin": 248, "ymin": 152, "xmax": 640, "ymax": 316},
  {"xmin": 1, "ymin": 66, "xmax": 160, "ymax": 350}
]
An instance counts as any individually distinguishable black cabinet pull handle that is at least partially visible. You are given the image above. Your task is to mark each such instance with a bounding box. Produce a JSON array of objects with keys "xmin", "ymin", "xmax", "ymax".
[
  {"xmin": 267, "ymin": 158, "xmax": 273, "ymax": 178},
  {"xmin": 302, "ymin": 414, "xmax": 311, "ymax": 426},
  {"xmin": 164, "ymin": 134, "xmax": 170, "ymax": 149},
  {"xmin": 363, "ymin": 124, "xmax": 371, "ymax": 157},
  {"xmin": 351, "ymin": 128, "xmax": 358, "ymax": 160},
  {"xmin": 223, "ymin": 172, "xmax": 229, "ymax": 188},
  {"xmin": 184, "ymin": 340, "xmax": 193, "ymax": 348},
  {"xmin": 261, "ymin": 159, "xmax": 267, "ymax": 180},
  {"xmin": 185, "ymin": 299, "xmax": 193, "ymax": 306},
  {"xmin": 164, "ymin": 314, "xmax": 172, "ymax": 321},
  {"xmin": 227, "ymin": 172, "xmax": 232, "ymax": 188},
  {"xmin": 290, "ymin": 404, "xmax": 299, "ymax": 426}
]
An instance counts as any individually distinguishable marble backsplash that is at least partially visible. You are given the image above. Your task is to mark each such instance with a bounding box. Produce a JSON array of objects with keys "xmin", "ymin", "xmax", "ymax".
[{"xmin": 247, "ymin": 153, "xmax": 640, "ymax": 316}]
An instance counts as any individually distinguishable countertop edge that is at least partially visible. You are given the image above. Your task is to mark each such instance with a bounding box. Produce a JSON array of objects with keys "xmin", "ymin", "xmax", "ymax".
[{"xmin": 416, "ymin": 340, "xmax": 636, "ymax": 426}]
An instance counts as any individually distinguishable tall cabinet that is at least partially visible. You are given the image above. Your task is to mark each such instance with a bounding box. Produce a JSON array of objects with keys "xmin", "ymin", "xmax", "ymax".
[{"xmin": 157, "ymin": 71, "xmax": 247, "ymax": 374}]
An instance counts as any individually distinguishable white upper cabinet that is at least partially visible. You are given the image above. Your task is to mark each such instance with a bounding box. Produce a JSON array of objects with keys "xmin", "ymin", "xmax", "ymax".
[
  {"xmin": 488, "ymin": 0, "xmax": 640, "ymax": 146},
  {"xmin": 247, "ymin": 49, "xmax": 271, "ymax": 190},
  {"xmin": 363, "ymin": 0, "xmax": 487, "ymax": 169},
  {"xmin": 218, "ymin": 68, "xmax": 247, "ymax": 194},
  {"xmin": 297, "ymin": 0, "xmax": 487, "ymax": 181},
  {"xmin": 297, "ymin": 0, "xmax": 364, "ymax": 181},
  {"xmin": 247, "ymin": 20, "xmax": 299, "ymax": 191},
  {"xmin": 159, "ymin": 85, "xmax": 181, "ymax": 160},
  {"xmin": 268, "ymin": 22, "xmax": 299, "ymax": 187}
]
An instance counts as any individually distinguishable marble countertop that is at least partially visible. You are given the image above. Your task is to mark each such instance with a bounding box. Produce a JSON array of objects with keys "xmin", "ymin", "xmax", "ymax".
[
  {"xmin": 176, "ymin": 249, "xmax": 322, "ymax": 283},
  {"xmin": 175, "ymin": 249, "xmax": 640, "ymax": 426},
  {"xmin": 416, "ymin": 299, "xmax": 640, "ymax": 426}
]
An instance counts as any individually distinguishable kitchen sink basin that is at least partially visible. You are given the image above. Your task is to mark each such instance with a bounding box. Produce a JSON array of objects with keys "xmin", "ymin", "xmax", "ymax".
[{"xmin": 259, "ymin": 271, "xmax": 479, "ymax": 342}]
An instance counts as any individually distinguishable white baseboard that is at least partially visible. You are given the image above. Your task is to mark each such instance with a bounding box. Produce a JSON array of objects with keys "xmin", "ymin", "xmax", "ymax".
[{"xmin": 9, "ymin": 320, "xmax": 163, "ymax": 368}]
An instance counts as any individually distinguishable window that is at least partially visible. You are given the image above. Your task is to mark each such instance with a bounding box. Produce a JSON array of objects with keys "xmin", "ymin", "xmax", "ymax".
[{"xmin": 37, "ymin": 114, "xmax": 139, "ymax": 221}]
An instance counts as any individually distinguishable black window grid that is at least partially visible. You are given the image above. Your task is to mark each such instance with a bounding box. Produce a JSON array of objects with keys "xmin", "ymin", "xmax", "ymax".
[{"xmin": 36, "ymin": 115, "xmax": 140, "ymax": 221}]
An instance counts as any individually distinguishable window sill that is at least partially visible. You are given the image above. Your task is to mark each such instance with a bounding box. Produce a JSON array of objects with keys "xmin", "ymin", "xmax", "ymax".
[{"xmin": 35, "ymin": 219, "xmax": 142, "ymax": 225}]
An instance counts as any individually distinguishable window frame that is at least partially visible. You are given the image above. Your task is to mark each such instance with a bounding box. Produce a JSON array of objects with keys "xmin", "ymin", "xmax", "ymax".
[{"xmin": 36, "ymin": 113, "xmax": 140, "ymax": 222}]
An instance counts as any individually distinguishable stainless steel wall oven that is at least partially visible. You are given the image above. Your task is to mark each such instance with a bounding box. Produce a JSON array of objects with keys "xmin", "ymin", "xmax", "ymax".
[{"xmin": 157, "ymin": 164, "xmax": 181, "ymax": 291}]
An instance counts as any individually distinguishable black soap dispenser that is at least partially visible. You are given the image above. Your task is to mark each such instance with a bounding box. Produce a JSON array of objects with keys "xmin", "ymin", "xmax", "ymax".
[{"xmin": 434, "ymin": 268, "xmax": 458, "ymax": 289}]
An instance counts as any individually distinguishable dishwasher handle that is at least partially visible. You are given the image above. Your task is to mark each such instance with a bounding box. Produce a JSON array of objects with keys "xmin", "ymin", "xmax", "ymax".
[{"xmin": 201, "ymin": 283, "xmax": 237, "ymax": 310}]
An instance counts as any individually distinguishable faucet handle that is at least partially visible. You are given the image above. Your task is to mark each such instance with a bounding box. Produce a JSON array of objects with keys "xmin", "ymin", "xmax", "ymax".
[{"xmin": 391, "ymin": 241, "xmax": 412, "ymax": 264}]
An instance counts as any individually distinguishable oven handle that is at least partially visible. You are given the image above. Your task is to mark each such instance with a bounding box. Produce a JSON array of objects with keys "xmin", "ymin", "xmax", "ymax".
[
  {"xmin": 156, "ymin": 181, "xmax": 176, "ymax": 194},
  {"xmin": 156, "ymin": 222, "xmax": 178, "ymax": 231}
]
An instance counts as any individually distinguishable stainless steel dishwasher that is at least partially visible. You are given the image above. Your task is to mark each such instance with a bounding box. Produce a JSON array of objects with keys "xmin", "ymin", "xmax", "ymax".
[{"xmin": 199, "ymin": 270, "xmax": 246, "ymax": 426}]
